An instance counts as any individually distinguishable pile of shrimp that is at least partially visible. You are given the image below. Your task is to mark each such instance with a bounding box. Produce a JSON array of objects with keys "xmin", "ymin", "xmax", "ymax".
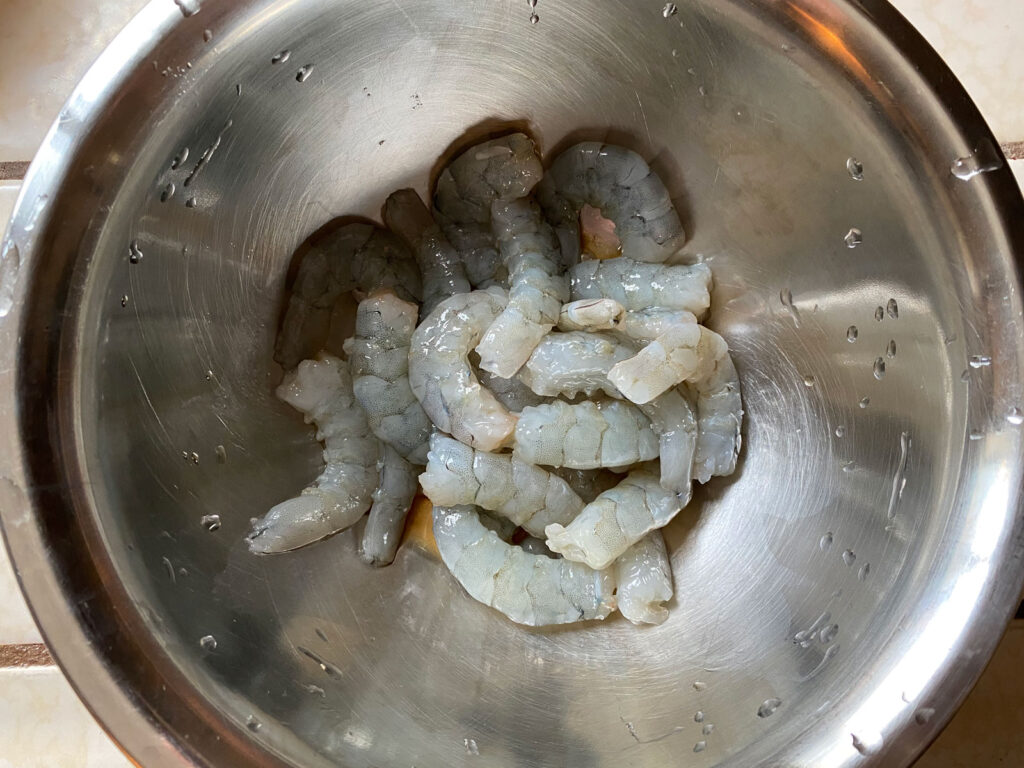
[{"xmin": 249, "ymin": 134, "xmax": 743, "ymax": 627}]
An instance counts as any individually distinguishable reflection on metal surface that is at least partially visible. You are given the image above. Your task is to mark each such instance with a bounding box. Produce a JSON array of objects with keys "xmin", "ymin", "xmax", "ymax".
[{"xmin": 0, "ymin": 0, "xmax": 1023, "ymax": 767}]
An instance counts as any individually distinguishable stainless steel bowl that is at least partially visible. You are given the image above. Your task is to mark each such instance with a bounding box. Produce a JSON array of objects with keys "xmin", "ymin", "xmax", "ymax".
[{"xmin": 2, "ymin": 0, "xmax": 1023, "ymax": 766}]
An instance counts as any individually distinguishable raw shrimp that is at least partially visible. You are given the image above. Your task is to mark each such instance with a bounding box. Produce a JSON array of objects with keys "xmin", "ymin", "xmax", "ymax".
[
  {"xmin": 274, "ymin": 224, "xmax": 421, "ymax": 369},
  {"xmin": 419, "ymin": 434, "xmax": 583, "ymax": 537},
  {"xmin": 360, "ymin": 446, "xmax": 418, "ymax": 567},
  {"xmin": 249, "ymin": 354, "xmax": 379, "ymax": 554},
  {"xmin": 535, "ymin": 142, "xmax": 685, "ymax": 264},
  {"xmin": 616, "ymin": 307, "xmax": 698, "ymax": 341},
  {"xmin": 474, "ymin": 197, "xmax": 569, "ymax": 377},
  {"xmin": 544, "ymin": 469, "xmax": 684, "ymax": 570},
  {"xmin": 408, "ymin": 287, "xmax": 518, "ymax": 451},
  {"xmin": 557, "ymin": 298, "xmax": 625, "ymax": 332},
  {"xmin": 608, "ymin": 324, "xmax": 728, "ymax": 404},
  {"xmin": 384, "ymin": 189, "xmax": 471, "ymax": 314},
  {"xmin": 636, "ymin": 388, "xmax": 697, "ymax": 496},
  {"xmin": 344, "ymin": 291, "xmax": 432, "ymax": 464},
  {"xmin": 519, "ymin": 331, "xmax": 635, "ymax": 399},
  {"xmin": 615, "ymin": 531, "xmax": 674, "ymax": 625},
  {"xmin": 476, "ymin": 364, "xmax": 546, "ymax": 411},
  {"xmin": 434, "ymin": 133, "xmax": 544, "ymax": 287},
  {"xmin": 569, "ymin": 257, "xmax": 712, "ymax": 316},
  {"xmin": 513, "ymin": 399, "xmax": 659, "ymax": 470},
  {"xmin": 550, "ymin": 468, "xmax": 623, "ymax": 503},
  {"xmin": 433, "ymin": 505, "xmax": 617, "ymax": 626},
  {"xmin": 688, "ymin": 352, "xmax": 743, "ymax": 484}
]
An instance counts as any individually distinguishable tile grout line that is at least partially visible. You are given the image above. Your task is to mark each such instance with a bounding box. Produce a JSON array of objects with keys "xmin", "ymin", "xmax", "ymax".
[
  {"xmin": 0, "ymin": 643, "xmax": 54, "ymax": 667},
  {"xmin": 0, "ymin": 161, "xmax": 31, "ymax": 181}
]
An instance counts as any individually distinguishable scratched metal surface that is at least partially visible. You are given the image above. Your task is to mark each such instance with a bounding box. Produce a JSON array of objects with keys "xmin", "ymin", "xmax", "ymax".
[{"xmin": 1, "ymin": 0, "xmax": 1023, "ymax": 766}]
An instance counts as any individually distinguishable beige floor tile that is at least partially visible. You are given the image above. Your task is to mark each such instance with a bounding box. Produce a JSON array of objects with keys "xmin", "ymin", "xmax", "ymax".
[
  {"xmin": 0, "ymin": 667, "xmax": 132, "ymax": 768},
  {"xmin": 0, "ymin": 0, "xmax": 148, "ymax": 162}
]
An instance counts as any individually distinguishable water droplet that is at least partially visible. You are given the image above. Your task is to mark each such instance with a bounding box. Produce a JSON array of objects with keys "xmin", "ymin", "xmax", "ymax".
[
  {"xmin": 235, "ymin": 83, "xmax": 242, "ymax": 96},
  {"xmin": 246, "ymin": 715, "xmax": 261, "ymax": 732},
  {"xmin": 834, "ymin": 425, "xmax": 846, "ymax": 438},
  {"xmin": 199, "ymin": 634, "xmax": 217, "ymax": 651},
  {"xmin": 528, "ymin": 0, "xmax": 537, "ymax": 7},
  {"xmin": 315, "ymin": 627, "xmax": 328, "ymax": 642},
  {"xmin": 803, "ymin": 375, "xmax": 815, "ymax": 388},
  {"xmin": 129, "ymin": 240, "xmax": 143, "ymax": 264},
  {"xmin": 120, "ymin": 294, "xmax": 129, "ymax": 308},
  {"xmin": 529, "ymin": 12, "xmax": 539, "ymax": 23},
  {"xmin": 183, "ymin": 450, "xmax": 199, "ymax": 464},
  {"xmin": 1007, "ymin": 407, "xmax": 1024, "ymax": 426},
  {"xmin": 23, "ymin": 194, "xmax": 48, "ymax": 232},
  {"xmin": 844, "ymin": 228, "xmax": 862, "ymax": 248},
  {"xmin": 820, "ymin": 532, "xmax": 834, "ymax": 551},
  {"xmin": 160, "ymin": 182, "xmax": 175, "ymax": 202},
  {"xmin": 185, "ymin": 196, "xmax": 197, "ymax": 208},
  {"xmin": 819, "ymin": 623, "xmax": 839, "ymax": 644},
  {"xmin": 846, "ymin": 157, "xmax": 864, "ymax": 181},
  {"xmin": 886, "ymin": 339, "xmax": 896, "ymax": 358},
  {"xmin": 950, "ymin": 137, "xmax": 1003, "ymax": 181},
  {"xmin": 842, "ymin": 549, "xmax": 856, "ymax": 566},
  {"xmin": 857, "ymin": 563, "xmax": 870, "ymax": 581},
  {"xmin": 887, "ymin": 297, "xmax": 899, "ymax": 319},
  {"xmin": 692, "ymin": 681, "xmax": 707, "ymax": 691},
  {"xmin": 303, "ymin": 683, "xmax": 326, "ymax": 697},
  {"xmin": 757, "ymin": 698, "xmax": 782, "ymax": 718},
  {"xmin": 200, "ymin": 514, "xmax": 221, "ymax": 532},
  {"xmin": 969, "ymin": 429, "xmax": 984, "ymax": 441},
  {"xmin": 842, "ymin": 461, "xmax": 856, "ymax": 473},
  {"xmin": 960, "ymin": 369, "xmax": 971, "ymax": 382},
  {"xmin": 874, "ymin": 305, "xmax": 884, "ymax": 321},
  {"xmin": 162, "ymin": 556, "xmax": 176, "ymax": 583},
  {"xmin": 851, "ymin": 731, "xmax": 883, "ymax": 756},
  {"xmin": 969, "ymin": 354, "xmax": 992, "ymax": 368},
  {"xmin": 914, "ymin": 707, "xmax": 935, "ymax": 725},
  {"xmin": 702, "ymin": 723, "xmax": 714, "ymax": 736},
  {"xmin": 0, "ymin": 240, "xmax": 22, "ymax": 317},
  {"xmin": 296, "ymin": 64, "xmax": 314, "ymax": 82},
  {"xmin": 846, "ymin": 325, "xmax": 858, "ymax": 342},
  {"xmin": 464, "ymin": 738, "xmax": 479, "ymax": 756},
  {"xmin": 887, "ymin": 431, "xmax": 911, "ymax": 519},
  {"xmin": 693, "ymin": 741, "xmax": 707, "ymax": 753},
  {"xmin": 780, "ymin": 288, "xmax": 801, "ymax": 327},
  {"xmin": 203, "ymin": 28, "xmax": 213, "ymax": 42},
  {"xmin": 859, "ymin": 397, "xmax": 870, "ymax": 408},
  {"xmin": 873, "ymin": 358, "xmax": 886, "ymax": 379},
  {"xmin": 215, "ymin": 444, "xmax": 227, "ymax": 463},
  {"xmin": 663, "ymin": 2, "xmax": 678, "ymax": 17},
  {"xmin": 173, "ymin": 0, "xmax": 201, "ymax": 17},
  {"xmin": 694, "ymin": 710, "xmax": 704, "ymax": 723},
  {"xmin": 271, "ymin": 50, "xmax": 291, "ymax": 64}
]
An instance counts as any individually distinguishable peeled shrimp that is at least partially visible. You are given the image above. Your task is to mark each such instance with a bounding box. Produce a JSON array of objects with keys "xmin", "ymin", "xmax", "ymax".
[
  {"xmin": 408, "ymin": 287, "xmax": 518, "ymax": 451},
  {"xmin": 433, "ymin": 505, "xmax": 617, "ymax": 626},
  {"xmin": 544, "ymin": 469, "xmax": 683, "ymax": 570},
  {"xmin": 434, "ymin": 133, "xmax": 544, "ymax": 287},
  {"xmin": 384, "ymin": 189, "xmax": 472, "ymax": 314},
  {"xmin": 557, "ymin": 298, "xmax": 625, "ymax": 332},
  {"xmin": 615, "ymin": 531, "xmax": 674, "ymax": 625},
  {"xmin": 344, "ymin": 291, "xmax": 432, "ymax": 464},
  {"xmin": 249, "ymin": 354, "xmax": 379, "ymax": 553},
  {"xmin": 688, "ymin": 352, "xmax": 743, "ymax": 484},
  {"xmin": 474, "ymin": 198, "xmax": 569, "ymax": 377},
  {"xmin": 519, "ymin": 331, "xmax": 635, "ymax": 399},
  {"xmin": 569, "ymin": 257, "xmax": 712, "ymax": 316},
  {"xmin": 513, "ymin": 399, "xmax": 659, "ymax": 470},
  {"xmin": 419, "ymin": 434, "xmax": 583, "ymax": 537},
  {"xmin": 608, "ymin": 324, "xmax": 729, "ymax": 404},
  {"xmin": 616, "ymin": 307, "xmax": 699, "ymax": 341},
  {"xmin": 550, "ymin": 468, "xmax": 623, "ymax": 504},
  {"xmin": 636, "ymin": 388, "xmax": 697, "ymax": 496},
  {"xmin": 360, "ymin": 446, "xmax": 418, "ymax": 566},
  {"xmin": 275, "ymin": 224, "xmax": 421, "ymax": 369},
  {"xmin": 535, "ymin": 142, "xmax": 685, "ymax": 264}
]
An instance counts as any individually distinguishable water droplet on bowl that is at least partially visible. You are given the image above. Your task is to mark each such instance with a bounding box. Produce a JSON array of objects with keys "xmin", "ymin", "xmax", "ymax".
[
  {"xmin": 857, "ymin": 563, "xmax": 870, "ymax": 581},
  {"xmin": 820, "ymin": 532, "xmax": 833, "ymax": 551},
  {"xmin": 200, "ymin": 514, "xmax": 221, "ymax": 532},
  {"xmin": 215, "ymin": 444, "xmax": 227, "ymax": 463},
  {"xmin": 846, "ymin": 157, "xmax": 864, "ymax": 181},
  {"xmin": 757, "ymin": 698, "xmax": 782, "ymax": 718},
  {"xmin": 694, "ymin": 710, "xmax": 704, "ymax": 723},
  {"xmin": 914, "ymin": 707, "xmax": 935, "ymax": 725},
  {"xmin": 663, "ymin": 2, "xmax": 678, "ymax": 17},
  {"xmin": 846, "ymin": 325, "xmax": 858, "ymax": 342},
  {"xmin": 803, "ymin": 375, "xmax": 815, "ymax": 388},
  {"xmin": 859, "ymin": 397, "xmax": 870, "ymax": 408},
  {"xmin": 887, "ymin": 297, "xmax": 899, "ymax": 319},
  {"xmin": 968, "ymin": 355, "xmax": 992, "ymax": 368},
  {"xmin": 874, "ymin": 306, "xmax": 884, "ymax": 321},
  {"xmin": 199, "ymin": 634, "xmax": 217, "ymax": 651},
  {"xmin": 844, "ymin": 228, "xmax": 862, "ymax": 248},
  {"xmin": 120, "ymin": 294, "xmax": 129, "ymax": 308},
  {"xmin": 271, "ymin": 49, "xmax": 291, "ymax": 64},
  {"xmin": 246, "ymin": 715, "xmax": 261, "ymax": 732},
  {"xmin": 203, "ymin": 28, "xmax": 213, "ymax": 42},
  {"xmin": 693, "ymin": 741, "xmax": 707, "ymax": 753},
  {"xmin": 834, "ymin": 425, "xmax": 846, "ymax": 438},
  {"xmin": 171, "ymin": 147, "xmax": 189, "ymax": 169},
  {"xmin": 296, "ymin": 64, "xmax": 314, "ymax": 82},
  {"xmin": 702, "ymin": 723, "xmax": 714, "ymax": 736},
  {"xmin": 842, "ymin": 549, "xmax": 856, "ymax": 566},
  {"xmin": 1007, "ymin": 407, "xmax": 1024, "ymax": 426},
  {"xmin": 160, "ymin": 182, "xmax": 175, "ymax": 202},
  {"xmin": 950, "ymin": 137, "xmax": 1003, "ymax": 181},
  {"xmin": 692, "ymin": 681, "xmax": 707, "ymax": 691},
  {"xmin": 851, "ymin": 731, "xmax": 883, "ymax": 756},
  {"xmin": 0, "ymin": 241, "xmax": 22, "ymax": 318},
  {"xmin": 529, "ymin": 12, "xmax": 539, "ymax": 23},
  {"xmin": 464, "ymin": 737, "xmax": 480, "ymax": 755},
  {"xmin": 173, "ymin": 0, "xmax": 201, "ymax": 17},
  {"xmin": 886, "ymin": 339, "xmax": 896, "ymax": 358},
  {"xmin": 129, "ymin": 240, "xmax": 144, "ymax": 264},
  {"xmin": 779, "ymin": 288, "xmax": 801, "ymax": 327},
  {"xmin": 873, "ymin": 358, "xmax": 885, "ymax": 379}
]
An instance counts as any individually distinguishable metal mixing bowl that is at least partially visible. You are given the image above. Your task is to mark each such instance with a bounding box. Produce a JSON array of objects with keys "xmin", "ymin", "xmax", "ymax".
[{"xmin": 2, "ymin": 0, "xmax": 1023, "ymax": 766}]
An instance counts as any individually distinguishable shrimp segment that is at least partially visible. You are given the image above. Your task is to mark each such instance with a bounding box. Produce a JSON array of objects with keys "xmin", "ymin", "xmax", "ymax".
[
  {"xmin": 569, "ymin": 257, "xmax": 712, "ymax": 316},
  {"xmin": 275, "ymin": 224, "xmax": 421, "ymax": 368},
  {"xmin": 433, "ymin": 505, "xmax": 617, "ymax": 626},
  {"xmin": 688, "ymin": 352, "xmax": 744, "ymax": 483},
  {"xmin": 519, "ymin": 331, "xmax": 635, "ymax": 399},
  {"xmin": 474, "ymin": 198, "xmax": 569, "ymax": 377},
  {"xmin": 419, "ymin": 434, "xmax": 584, "ymax": 537},
  {"xmin": 476, "ymin": 364, "xmax": 546, "ymax": 411},
  {"xmin": 615, "ymin": 531, "xmax": 674, "ymax": 625},
  {"xmin": 607, "ymin": 325, "xmax": 729, "ymax": 404},
  {"xmin": 344, "ymin": 292, "xmax": 432, "ymax": 464},
  {"xmin": 434, "ymin": 133, "xmax": 544, "ymax": 288},
  {"xmin": 360, "ymin": 446, "xmax": 418, "ymax": 567},
  {"xmin": 408, "ymin": 288, "xmax": 518, "ymax": 451},
  {"xmin": 249, "ymin": 354, "xmax": 378, "ymax": 553},
  {"xmin": 544, "ymin": 469, "xmax": 683, "ymax": 570},
  {"xmin": 616, "ymin": 307, "xmax": 699, "ymax": 341},
  {"xmin": 513, "ymin": 399, "xmax": 659, "ymax": 469},
  {"xmin": 557, "ymin": 298, "xmax": 625, "ymax": 332},
  {"xmin": 536, "ymin": 142, "xmax": 685, "ymax": 264},
  {"xmin": 637, "ymin": 388, "xmax": 697, "ymax": 496},
  {"xmin": 384, "ymin": 189, "xmax": 472, "ymax": 314}
]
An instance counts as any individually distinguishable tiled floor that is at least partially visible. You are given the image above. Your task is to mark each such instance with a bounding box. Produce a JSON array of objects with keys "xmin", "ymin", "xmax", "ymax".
[{"xmin": 0, "ymin": 1, "xmax": 1022, "ymax": 766}]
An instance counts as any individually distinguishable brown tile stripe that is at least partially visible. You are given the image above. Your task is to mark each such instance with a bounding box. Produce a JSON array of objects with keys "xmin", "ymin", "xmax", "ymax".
[
  {"xmin": 1002, "ymin": 142, "xmax": 1024, "ymax": 161},
  {"xmin": 0, "ymin": 643, "xmax": 54, "ymax": 667},
  {"xmin": 0, "ymin": 161, "xmax": 30, "ymax": 181}
]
